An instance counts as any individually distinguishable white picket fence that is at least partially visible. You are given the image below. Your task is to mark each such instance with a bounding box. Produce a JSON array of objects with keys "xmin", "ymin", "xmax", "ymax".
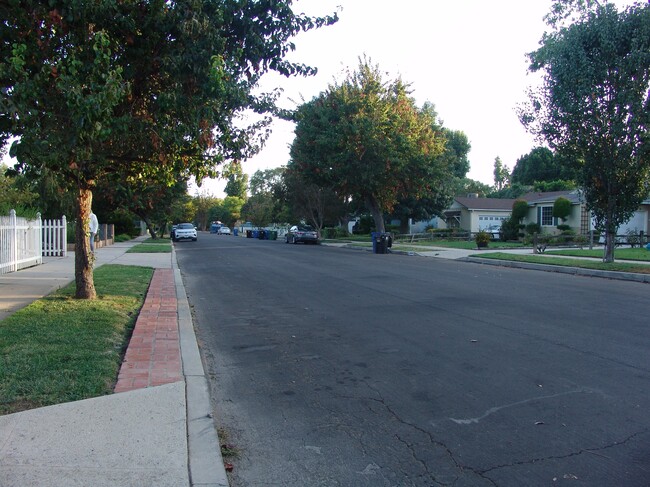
[
  {"xmin": 0, "ymin": 210, "xmax": 67, "ymax": 275},
  {"xmin": 42, "ymin": 215, "xmax": 67, "ymax": 257}
]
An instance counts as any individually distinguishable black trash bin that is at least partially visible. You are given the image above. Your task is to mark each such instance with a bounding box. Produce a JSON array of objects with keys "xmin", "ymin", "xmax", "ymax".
[
  {"xmin": 384, "ymin": 233, "xmax": 393, "ymax": 250},
  {"xmin": 372, "ymin": 232, "xmax": 387, "ymax": 254},
  {"xmin": 246, "ymin": 230, "xmax": 252, "ymax": 238}
]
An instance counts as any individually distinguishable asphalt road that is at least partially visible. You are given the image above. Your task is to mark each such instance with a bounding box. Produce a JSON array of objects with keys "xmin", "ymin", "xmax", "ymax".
[{"xmin": 175, "ymin": 233, "xmax": 650, "ymax": 487}]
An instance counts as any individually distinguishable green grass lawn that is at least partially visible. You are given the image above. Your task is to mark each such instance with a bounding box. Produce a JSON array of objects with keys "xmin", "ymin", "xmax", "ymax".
[
  {"xmin": 0, "ymin": 265, "xmax": 153, "ymax": 415},
  {"xmin": 546, "ymin": 247, "xmax": 650, "ymax": 261},
  {"xmin": 473, "ymin": 252, "xmax": 650, "ymax": 274},
  {"xmin": 399, "ymin": 240, "xmax": 523, "ymax": 250},
  {"xmin": 126, "ymin": 237, "xmax": 172, "ymax": 253}
]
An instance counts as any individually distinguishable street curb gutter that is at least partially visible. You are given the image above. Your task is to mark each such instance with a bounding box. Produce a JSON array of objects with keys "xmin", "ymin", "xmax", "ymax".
[
  {"xmin": 463, "ymin": 257, "xmax": 650, "ymax": 284},
  {"xmin": 173, "ymin": 250, "xmax": 230, "ymax": 487}
]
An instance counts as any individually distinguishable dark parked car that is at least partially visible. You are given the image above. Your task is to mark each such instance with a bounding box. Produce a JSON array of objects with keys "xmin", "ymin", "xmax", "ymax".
[{"xmin": 285, "ymin": 225, "xmax": 318, "ymax": 244}]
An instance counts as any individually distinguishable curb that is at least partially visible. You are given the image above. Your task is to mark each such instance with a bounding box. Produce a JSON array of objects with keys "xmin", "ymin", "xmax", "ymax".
[
  {"xmin": 172, "ymin": 249, "xmax": 230, "ymax": 487},
  {"xmin": 463, "ymin": 256, "xmax": 650, "ymax": 283}
]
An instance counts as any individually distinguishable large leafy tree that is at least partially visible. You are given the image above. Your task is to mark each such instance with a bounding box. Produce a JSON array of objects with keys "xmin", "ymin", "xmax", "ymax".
[
  {"xmin": 521, "ymin": 0, "xmax": 650, "ymax": 262},
  {"xmin": 96, "ymin": 174, "xmax": 189, "ymax": 239},
  {"xmin": 0, "ymin": 165, "xmax": 37, "ymax": 213},
  {"xmin": 289, "ymin": 58, "xmax": 449, "ymax": 233},
  {"xmin": 224, "ymin": 162, "xmax": 249, "ymax": 199},
  {"xmin": 510, "ymin": 147, "xmax": 578, "ymax": 185},
  {"xmin": 390, "ymin": 116, "xmax": 471, "ymax": 233},
  {"xmin": 1, "ymin": 1, "xmax": 337, "ymax": 298},
  {"xmin": 283, "ymin": 168, "xmax": 348, "ymax": 233},
  {"xmin": 493, "ymin": 156, "xmax": 510, "ymax": 191},
  {"xmin": 248, "ymin": 167, "xmax": 289, "ymax": 223}
]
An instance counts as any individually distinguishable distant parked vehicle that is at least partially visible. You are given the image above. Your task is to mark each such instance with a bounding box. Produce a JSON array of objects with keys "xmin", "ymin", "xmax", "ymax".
[
  {"xmin": 482, "ymin": 224, "xmax": 501, "ymax": 240},
  {"xmin": 174, "ymin": 223, "xmax": 197, "ymax": 242},
  {"xmin": 285, "ymin": 225, "xmax": 318, "ymax": 244},
  {"xmin": 217, "ymin": 226, "xmax": 231, "ymax": 235}
]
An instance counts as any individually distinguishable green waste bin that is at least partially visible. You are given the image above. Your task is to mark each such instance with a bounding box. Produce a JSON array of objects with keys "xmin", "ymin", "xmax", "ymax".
[{"xmin": 269, "ymin": 230, "xmax": 278, "ymax": 240}]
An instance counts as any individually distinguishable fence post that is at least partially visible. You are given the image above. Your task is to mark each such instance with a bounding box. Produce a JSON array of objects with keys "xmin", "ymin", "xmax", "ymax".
[
  {"xmin": 10, "ymin": 209, "xmax": 17, "ymax": 272},
  {"xmin": 61, "ymin": 215, "xmax": 67, "ymax": 257},
  {"xmin": 36, "ymin": 212, "xmax": 43, "ymax": 264}
]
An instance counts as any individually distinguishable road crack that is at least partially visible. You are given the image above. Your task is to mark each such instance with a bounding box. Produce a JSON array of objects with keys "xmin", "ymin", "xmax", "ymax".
[
  {"xmin": 352, "ymin": 380, "xmax": 499, "ymax": 486},
  {"xmin": 478, "ymin": 428, "xmax": 650, "ymax": 476}
]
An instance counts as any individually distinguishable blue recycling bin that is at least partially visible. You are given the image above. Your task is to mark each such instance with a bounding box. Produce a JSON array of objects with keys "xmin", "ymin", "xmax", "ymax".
[
  {"xmin": 233, "ymin": 228, "xmax": 238, "ymax": 236},
  {"xmin": 252, "ymin": 230, "xmax": 259, "ymax": 238}
]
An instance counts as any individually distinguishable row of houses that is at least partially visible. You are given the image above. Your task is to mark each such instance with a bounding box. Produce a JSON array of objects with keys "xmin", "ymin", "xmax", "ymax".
[{"xmin": 411, "ymin": 190, "xmax": 650, "ymax": 236}]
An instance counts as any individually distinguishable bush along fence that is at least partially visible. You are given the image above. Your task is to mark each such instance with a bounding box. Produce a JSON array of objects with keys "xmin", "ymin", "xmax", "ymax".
[{"xmin": 66, "ymin": 222, "xmax": 115, "ymax": 252}]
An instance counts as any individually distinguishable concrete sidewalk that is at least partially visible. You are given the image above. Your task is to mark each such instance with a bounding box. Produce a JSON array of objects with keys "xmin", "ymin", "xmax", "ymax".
[{"xmin": 0, "ymin": 237, "xmax": 228, "ymax": 487}]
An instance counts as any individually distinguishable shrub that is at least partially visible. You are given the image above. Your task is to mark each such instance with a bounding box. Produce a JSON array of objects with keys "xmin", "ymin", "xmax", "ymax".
[
  {"xmin": 354, "ymin": 215, "xmax": 375, "ymax": 234},
  {"xmin": 553, "ymin": 197, "xmax": 572, "ymax": 223},
  {"xmin": 500, "ymin": 218, "xmax": 520, "ymax": 241},
  {"xmin": 525, "ymin": 222, "xmax": 542, "ymax": 235},
  {"xmin": 114, "ymin": 233, "xmax": 133, "ymax": 243},
  {"xmin": 573, "ymin": 234, "xmax": 587, "ymax": 247},
  {"xmin": 475, "ymin": 230, "xmax": 491, "ymax": 247},
  {"xmin": 323, "ymin": 227, "xmax": 350, "ymax": 239},
  {"xmin": 557, "ymin": 224, "xmax": 571, "ymax": 232},
  {"xmin": 67, "ymin": 221, "xmax": 75, "ymax": 243},
  {"xmin": 511, "ymin": 199, "xmax": 529, "ymax": 221},
  {"xmin": 626, "ymin": 229, "xmax": 642, "ymax": 247}
]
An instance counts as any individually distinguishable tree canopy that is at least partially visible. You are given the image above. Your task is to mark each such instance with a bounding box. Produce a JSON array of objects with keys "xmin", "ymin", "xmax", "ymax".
[
  {"xmin": 289, "ymin": 58, "xmax": 449, "ymax": 233},
  {"xmin": 510, "ymin": 147, "xmax": 578, "ymax": 185},
  {"xmin": 521, "ymin": 0, "xmax": 650, "ymax": 262},
  {"xmin": 1, "ymin": 1, "xmax": 337, "ymax": 296}
]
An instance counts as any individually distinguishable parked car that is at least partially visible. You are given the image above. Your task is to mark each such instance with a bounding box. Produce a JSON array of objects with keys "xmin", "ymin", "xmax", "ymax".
[
  {"xmin": 173, "ymin": 222, "xmax": 197, "ymax": 242},
  {"xmin": 482, "ymin": 224, "xmax": 501, "ymax": 240},
  {"xmin": 217, "ymin": 226, "xmax": 231, "ymax": 235},
  {"xmin": 285, "ymin": 225, "xmax": 318, "ymax": 244}
]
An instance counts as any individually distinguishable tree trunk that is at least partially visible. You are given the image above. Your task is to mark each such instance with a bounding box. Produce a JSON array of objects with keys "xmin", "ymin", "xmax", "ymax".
[
  {"xmin": 75, "ymin": 186, "xmax": 97, "ymax": 299},
  {"xmin": 146, "ymin": 220, "xmax": 157, "ymax": 239},
  {"xmin": 399, "ymin": 217, "xmax": 410, "ymax": 234},
  {"xmin": 603, "ymin": 231, "xmax": 615, "ymax": 263},
  {"xmin": 365, "ymin": 195, "xmax": 385, "ymax": 233}
]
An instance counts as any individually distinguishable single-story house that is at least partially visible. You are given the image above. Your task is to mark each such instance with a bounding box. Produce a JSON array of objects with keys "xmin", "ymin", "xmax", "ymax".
[
  {"xmin": 440, "ymin": 191, "xmax": 650, "ymax": 236},
  {"xmin": 520, "ymin": 190, "xmax": 586, "ymax": 233},
  {"xmin": 442, "ymin": 194, "xmax": 515, "ymax": 233}
]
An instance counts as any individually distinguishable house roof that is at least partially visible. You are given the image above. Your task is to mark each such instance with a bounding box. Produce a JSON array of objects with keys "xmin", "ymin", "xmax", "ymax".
[
  {"xmin": 450, "ymin": 191, "xmax": 583, "ymax": 212},
  {"xmin": 452, "ymin": 197, "xmax": 516, "ymax": 211}
]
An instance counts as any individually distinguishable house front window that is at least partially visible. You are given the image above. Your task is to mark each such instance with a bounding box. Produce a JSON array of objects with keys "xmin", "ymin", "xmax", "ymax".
[{"xmin": 541, "ymin": 206, "xmax": 553, "ymax": 226}]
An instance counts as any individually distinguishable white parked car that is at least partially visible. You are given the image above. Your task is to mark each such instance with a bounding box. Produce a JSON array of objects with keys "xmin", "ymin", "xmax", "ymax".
[
  {"xmin": 482, "ymin": 225, "xmax": 501, "ymax": 240},
  {"xmin": 217, "ymin": 226, "xmax": 231, "ymax": 235},
  {"xmin": 173, "ymin": 223, "xmax": 197, "ymax": 242}
]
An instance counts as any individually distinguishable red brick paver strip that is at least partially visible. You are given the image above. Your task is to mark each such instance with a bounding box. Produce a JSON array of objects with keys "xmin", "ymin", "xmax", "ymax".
[{"xmin": 114, "ymin": 268, "xmax": 182, "ymax": 393}]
